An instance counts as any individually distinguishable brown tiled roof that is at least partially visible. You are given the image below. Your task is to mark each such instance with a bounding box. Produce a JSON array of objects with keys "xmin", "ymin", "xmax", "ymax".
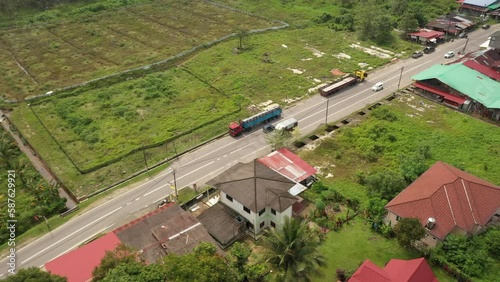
[
  {"xmin": 114, "ymin": 203, "xmax": 219, "ymax": 263},
  {"xmin": 386, "ymin": 161, "xmax": 500, "ymax": 239},
  {"xmin": 207, "ymin": 160, "xmax": 298, "ymax": 213}
]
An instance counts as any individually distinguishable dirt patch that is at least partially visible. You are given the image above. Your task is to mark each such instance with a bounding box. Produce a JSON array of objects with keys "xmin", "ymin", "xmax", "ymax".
[
  {"xmin": 349, "ymin": 43, "xmax": 393, "ymax": 59},
  {"xmin": 305, "ymin": 46, "xmax": 325, "ymax": 57},
  {"xmin": 330, "ymin": 69, "xmax": 346, "ymax": 76}
]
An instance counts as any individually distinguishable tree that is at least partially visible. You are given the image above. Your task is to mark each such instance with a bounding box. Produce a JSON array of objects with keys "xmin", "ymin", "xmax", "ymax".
[
  {"xmin": 92, "ymin": 244, "xmax": 141, "ymax": 281},
  {"xmin": 365, "ymin": 197, "xmax": 388, "ymax": 224},
  {"xmin": 393, "ymin": 218, "xmax": 426, "ymax": 249},
  {"xmin": 261, "ymin": 217, "xmax": 326, "ymax": 281},
  {"xmin": 398, "ymin": 12, "xmax": 419, "ymax": 32},
  {"xmin": 399, "ymin": 154, "xmax": 428, "ymax": 184},
  {"xmin": 236, "ymin": 29, "xmax": 248, "ymax": 50},
  {"xmin": 484, "ymin": 228, "xmax": 500, "ymax": 260},
  {"xmin": 0, "ymin": 132, "xmax": 19, "ymax": 169},
  {"xmin": 163, "ymin": 242, "xmax": 239, "ymax": 282},
  {"xmin": 5, "ymin": 267, "xmax": 66, "ymax": 282},
  {"xmin": 365, "ymin": 170, "xmax": 407, "ymax": 200},
  {"xmin": 355, "ymin": 1, "xmax": 393, "ymax": 43},
  {"xmin": 101, "ymin": 262, "xmax": 166, "ymax": 282},
  {"xmin": 265, "ymin": 130, "xmax": 292, "ymax": 151}
]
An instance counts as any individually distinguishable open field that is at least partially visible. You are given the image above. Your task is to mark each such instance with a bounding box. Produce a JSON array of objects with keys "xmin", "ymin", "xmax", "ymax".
[
  {"xmin": 300, "ymin": 92, "xmax": 500, "ymax": 206},
  {"xmin": 183, "ymin": 27, "xmax": 415, "ymax": 104},
  {"xmin": 0, "ymin": 0, "xmax": 276, "ymax": 100},
  {"xmin": 26, "ymin": 68, "xmax": 238, "ymax": 171}
]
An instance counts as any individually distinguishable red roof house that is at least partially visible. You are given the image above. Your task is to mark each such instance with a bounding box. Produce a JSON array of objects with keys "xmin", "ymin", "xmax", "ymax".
[
  {"xmin": 385, "ymin": 161, "xmax": 500, "ymax": 247},
  {"xmin": 45, "ymin": 232, "xmax": 121, "ymax": 282},
  {"xmin": 349, "ymin": 258, "xmax": 438, "ymax": 282},
  {"xmin": 258, "ymin": 148, "xmax": 317, "ymax": 184}
]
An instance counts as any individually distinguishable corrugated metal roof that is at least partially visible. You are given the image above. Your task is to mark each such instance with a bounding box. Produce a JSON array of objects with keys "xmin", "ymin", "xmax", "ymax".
[
  {"xmin": 463, "ymin": 0, "xmax": 497, "ymax": 7},
  {"xmin": 258, "ymin": 148, "xmax": 317, "ymax": 182},
  {"xmin": 412, "ymin": 63, "xmax": 500, "ymax": 109}
]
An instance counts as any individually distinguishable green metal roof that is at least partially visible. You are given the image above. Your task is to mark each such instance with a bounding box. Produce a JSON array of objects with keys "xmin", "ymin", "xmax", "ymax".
[
  {"xmin": 488, "ymin": 2, "xmax": 500, "ymax": 10},
  {"xmin": 412, "ymin": 64, "xmax": 500, "ymax": 109}
]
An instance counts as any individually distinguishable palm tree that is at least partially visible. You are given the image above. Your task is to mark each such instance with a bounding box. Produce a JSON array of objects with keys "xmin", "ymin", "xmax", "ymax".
[
  {"xmin": 0, "ymin": 132, "xmax": 19, "ymax": 169},
  {"xmin": 261, "ymin": 217, "xmax": 326, "ymax": 282}
]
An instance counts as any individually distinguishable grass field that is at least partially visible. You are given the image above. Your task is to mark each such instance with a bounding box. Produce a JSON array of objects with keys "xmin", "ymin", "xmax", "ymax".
[
  {"xmin": 315, "ymin": 219, "xmax": 455, "ymax": 282},
  {"xmin": 27, "ymin": 68, "xmax": 238, "ymax": 170},
  {"xmin": 0, "ymin": 0, "xmax": 275, "ymax": 100},
  {"xmin": 299, "ymin": 93, "xmax": 500, "ymax": 208}
]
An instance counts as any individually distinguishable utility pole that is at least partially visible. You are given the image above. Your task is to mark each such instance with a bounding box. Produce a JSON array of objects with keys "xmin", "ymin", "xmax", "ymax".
[
  {"xmin": 172, "ymin": 169, "xmax": 178, "ymax": 201},
  {"xmin": 142, "ymin": 143, "xmax": 148, "ymax": 169},
  {"xmin": 397, "ymin": 66, "xmax": 404, "ymax": 90},
  {"xmin": 325, "ymin": 98, "xmax": 330, "ymax": 125},
  {"xmin": 462, "ymin": 37, "xmax": 469, "ymax": 55}
]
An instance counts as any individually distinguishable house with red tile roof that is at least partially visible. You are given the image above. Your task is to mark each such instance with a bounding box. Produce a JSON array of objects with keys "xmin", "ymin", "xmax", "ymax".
[
  {"xmin": 349, "ymin": 258, "xmax": 438, "ymax": 282},
  {"xmin": 385, "ymin": 161, "xmax": 500, "ymax": 247}
]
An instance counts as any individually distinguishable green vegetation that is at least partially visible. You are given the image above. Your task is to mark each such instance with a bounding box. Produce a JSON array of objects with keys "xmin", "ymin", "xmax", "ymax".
[
  {"xmin": 0, "ymin": 128, "xmax": 66, "ymax": 246},
  {"xmin": 261, "ymin": 217, "xmax": 326, "ymax": 281},
  {"xmin": 4, "ymin": 266, "xmax": 66, "ymax": 282},
  {"xmin": 316, "ymin": 219, "xmax": 454, "ymax": 282},
  {"xmin": 430, "ymin": 228, "xmax": 500, "ymax": 282},
  {"xmin": 393, "ymin": 218, "xmax": 426, "ymax": 249},
  {"xmin": 0, "ymin": 0, "xmax": 275, "ymax": 100}
]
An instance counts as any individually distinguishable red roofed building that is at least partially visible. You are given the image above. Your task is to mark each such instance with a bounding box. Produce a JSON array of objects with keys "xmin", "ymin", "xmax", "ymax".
[
  {"xmin": 258, "ymin": 148, "xmax": 317, "ymax": 188},
  {"xmin": 45, "ymin": 232, "xmax": 121, "ymax": 282},
  {"xmin": 385, "ymin": 161, "xmax": 500, "ymax": 247},
  {"xmin": 349, "ymin": 258, "xmax": 438, "ymax": 282},
  {"xmin": 408, "ymin": 29, "xmax": 445, "ymax": 44}
]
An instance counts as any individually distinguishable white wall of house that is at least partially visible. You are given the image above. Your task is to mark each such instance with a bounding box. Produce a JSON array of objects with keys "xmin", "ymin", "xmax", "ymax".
[{"xmin": 220, "ymin": 191, "xmax": 293, "ymax": 235}]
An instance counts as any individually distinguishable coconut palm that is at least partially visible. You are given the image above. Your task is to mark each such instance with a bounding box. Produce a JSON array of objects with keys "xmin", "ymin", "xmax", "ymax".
[
  {"xmin": 0, "ymin": 132, "xmax": 19, "ymax": 169},
  {"xmin": 261, "ymin": 217, "xmax": 326, "ymax": 282}
]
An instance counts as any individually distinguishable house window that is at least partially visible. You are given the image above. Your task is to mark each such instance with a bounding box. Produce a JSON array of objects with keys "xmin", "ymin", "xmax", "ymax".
[
  {"xmin": 271, "ymin": 221, "xmax": 276, "ymax": 228},
  {"xmin": 259, "ymin": 208, "xmax": 266, "ymax": 216},
  {"xmin": 271, "ymin": 208, "xmax": 276, "ymax": 215},
  {"xmin": 396, "ymin": 215, "xmax": 401, "ymax": 221},
  {"xmin": 226, "ymin": 194, "xmax": 233, "ymax": 202},
  {"xmin": 246, "ymin": 222, "xmax": 254, "ymax": 230},
  {"xmin": 243, "ymin": 206, "xmax": 251, "ymax": 214},
  {"xmin": 260, "ymin": 222, "xmax": 265, "ymax": 228}
]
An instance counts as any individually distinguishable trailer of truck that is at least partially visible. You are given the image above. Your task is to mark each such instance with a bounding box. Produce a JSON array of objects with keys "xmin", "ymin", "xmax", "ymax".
[
  {"xmin": 319, "ymin": 70, "xmax": 367, "ymax": 97},
  {"xmin": 228, "ymin": 104, "xmax": 282, "ymax": 137}
]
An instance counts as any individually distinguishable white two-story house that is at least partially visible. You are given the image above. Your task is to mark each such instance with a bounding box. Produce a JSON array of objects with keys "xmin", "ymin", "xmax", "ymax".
[{"xmin": 207, "ymin": 159, "xmax": 302, "ymax": 236}]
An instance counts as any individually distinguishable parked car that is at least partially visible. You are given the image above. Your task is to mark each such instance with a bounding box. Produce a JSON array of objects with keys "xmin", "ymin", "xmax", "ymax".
[
  {"xmin": 263, "ymin": 124, "xmax": 275, "ymax": 133},
  {"xmin": 444, "ymin": 51, "xmax": 455, "ymax": 58},
  {"xmin": 458, "ymin": 31, "xmax": 468, "ymax": 38},
  {"xmin": 423, "ymin": 46, "xmax": 435, "ymax": 54},
  {"xmin": 372, "ymin": 82, "xmax": 383, "ymax": 92},
  {"xmin": 482, "ymin": 24, "xmax": 490, "ymax": 29},
  {"xmin": 275, "ymin": 118, "xmax": 298, "ymax": 131},
  {"xmin": 411, "ymin": 51, "xmax": 424, "ymax": 58}
]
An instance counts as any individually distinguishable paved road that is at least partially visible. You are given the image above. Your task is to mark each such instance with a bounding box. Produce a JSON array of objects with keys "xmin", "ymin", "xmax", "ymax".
[{"xmin": 1, "ymin": 25, "xmax": 496, "ymax": 278}]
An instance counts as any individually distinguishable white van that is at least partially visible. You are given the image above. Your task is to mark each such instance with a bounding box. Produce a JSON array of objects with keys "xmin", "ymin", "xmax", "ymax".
[
  {"xmin": 372, "ymin": 82, "xmax": 383, "ymax": 92},
  {"xmin": 275, "ymin": 117, "xmax": 298, "ymax": 131}
]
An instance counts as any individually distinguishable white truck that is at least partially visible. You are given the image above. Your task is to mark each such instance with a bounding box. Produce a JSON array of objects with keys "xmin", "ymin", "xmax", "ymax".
[{"xmin": 275, "ymin": 117, "xmax": 298, "ymax": 131}]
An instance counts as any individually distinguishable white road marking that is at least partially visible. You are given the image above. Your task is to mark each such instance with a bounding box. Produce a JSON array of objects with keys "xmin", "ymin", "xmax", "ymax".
[{"xmin": 20, "ymin": 207, "xmax": 122, "ymax": 265}]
